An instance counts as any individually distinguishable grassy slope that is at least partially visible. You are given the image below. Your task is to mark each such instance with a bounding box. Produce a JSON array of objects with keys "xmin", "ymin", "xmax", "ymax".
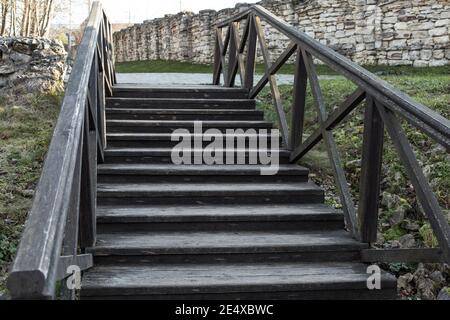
[
  {"xmin": 116, "ymin": 59, "xmax": 450, "ymax": 76},
  {"xmin": 256, "ymin": 73, "xmax": 450, "ymax": 247},
  {"xmin": 0, "ymin": 94, "xmax": 61, "ymax": 294},
  {"xmin": 115, "ymin": 60, "xmax": 214, "ymax": 73}
]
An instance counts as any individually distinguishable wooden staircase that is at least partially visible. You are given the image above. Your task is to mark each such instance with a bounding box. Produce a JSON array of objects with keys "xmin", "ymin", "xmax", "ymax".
[
  {"xmin": 9, "ymin": 3, "xmax": 449, "ymax": 301},
  {"xmin": 80, "ymin": 85, "xmax": 397, "ymax": 300}
]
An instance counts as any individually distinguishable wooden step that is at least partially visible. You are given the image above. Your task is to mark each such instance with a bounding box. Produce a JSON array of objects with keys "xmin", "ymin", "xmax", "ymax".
[
  {"xmin": 97, "ymin": 182, "xmax": 324, "ymax": 205},
  {"xmin": 97, "ymin": 164, "xmax": 309, "ymax": 183},
  {"xmin": 106, "ymin": 120, "xmax": 273, "ymax": 134},
  {"xmin": 96, "ymin": 204, "xmax": 345, "ymax": 232},
  {"xmin": 105, "ymin": 108, "xmax": 264, "ymax": 121},
  {"xmin": 88, "ymin": 229, "xmax": 365, "ymax": 264},
  {"xmin": 106, "ymin": 98, "xmax": 256, "ymax": 110},
  {"xmin": 107, "ymin": 133, "xmax": 282, "ymax": 148},
  {"xmin": 81, "ymin": 262, "xmax": 398, "ymax": 299},
  {"xmin": 112, "ymin": 85, "xmax": 249, "ymax": 99},
  {"xmin": 103, "ymin": 148, "xmax": 291, "ymax": 164}
]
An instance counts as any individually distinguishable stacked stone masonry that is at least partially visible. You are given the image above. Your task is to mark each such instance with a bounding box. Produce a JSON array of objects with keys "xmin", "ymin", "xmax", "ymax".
[
  {"xmin": 0, "ymin": 37, "xmax": 67, "ymax": 94},
  {"xmin": 113, "ymin": 0, "xmax": 450, "ymax": 67}
]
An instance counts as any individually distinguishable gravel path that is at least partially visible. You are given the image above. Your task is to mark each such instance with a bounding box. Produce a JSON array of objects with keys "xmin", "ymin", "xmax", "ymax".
[{"xmin": 116, "ymin": 73, "xmax": 342, "ymax": 85}]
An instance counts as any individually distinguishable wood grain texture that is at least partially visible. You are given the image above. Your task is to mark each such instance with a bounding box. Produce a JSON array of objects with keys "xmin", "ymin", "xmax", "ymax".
[
  {"xmin": 90, "ymin": 229, "xmax": 366, "ymax": 255},
  {"xmin": 81, "ymin": 262, "xmax": 396, "ymax": 298},
  {"xmin": 358, "ymin": 96, "xmax": 384, "ymax": 243},
  {"xmin": 106, "ymin": 98, "xmax": 256, "ymax": 110}
]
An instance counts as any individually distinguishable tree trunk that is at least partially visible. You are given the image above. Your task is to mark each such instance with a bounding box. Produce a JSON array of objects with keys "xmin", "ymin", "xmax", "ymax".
[
  {"xmin": 40, "ymin": 0, "xmax": 54, "ymax": 37},
  {"xmin": 0, "ymin": 0, "xmax": 10, "ymax": 36},
  {"xmin": 29, "ymin": 0, "xmax": 39, "ymax": 36},
  {"xmin": 10, "ymin": 0, "xmax": 16, "ymax": 36},
  {"xmin": 21, "ymin": 0, "xmax": 29, "ymax": 36}
]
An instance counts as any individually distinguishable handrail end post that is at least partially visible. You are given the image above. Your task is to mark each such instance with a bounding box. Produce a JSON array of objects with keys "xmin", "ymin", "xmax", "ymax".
[{"xmin": 7, "ymin": 269, "xmax": 51, "ymax": 300}]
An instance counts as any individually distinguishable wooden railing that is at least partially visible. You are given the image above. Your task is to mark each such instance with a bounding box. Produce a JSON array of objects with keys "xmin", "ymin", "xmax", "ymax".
[
  {"xmin": 213, "ymin": 5, "xmax": 450, "ymax": 263},
  {"xmin": 7, "ymin": 2, "xmax": 116, "ymax": 299}
]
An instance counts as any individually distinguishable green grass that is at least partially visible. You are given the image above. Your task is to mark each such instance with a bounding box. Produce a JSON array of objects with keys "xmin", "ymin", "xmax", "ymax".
[
  {"xmin": 256, "ymin": 74, "xmax": 450, "ymax": 252},
  {"xmin": 0, "ymin": 93, "xmax": 61, "ymax": 295},
  {"xmin": 116, "ymin": 59, "xmax": 450, "ymax": 76},
  {"xmin": 115, "ymin": 60, "xmax": 214, "ymax": 73}
]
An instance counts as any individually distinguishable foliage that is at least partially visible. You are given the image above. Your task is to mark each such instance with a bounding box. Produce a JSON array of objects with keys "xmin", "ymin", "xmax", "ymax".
[
  {"xmin": 419, "ymin": 223, "xmax": 439, "ymax": 248},
  {"xmin": 384, "ymin": 225, "xmax": 407, "ymax": 241},
  {"xmin": 0, "ymin": 93, "xmax": 61, "ymax": 294}
]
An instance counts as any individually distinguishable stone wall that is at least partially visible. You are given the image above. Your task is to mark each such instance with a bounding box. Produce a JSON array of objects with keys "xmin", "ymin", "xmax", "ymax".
[
  {"xmin": 113, "ymin": 0, "xmax": 450, "ymax": 67},
  {"xmin": 0, "ymin": 37, "xmax": 67, "ymax": 94}
]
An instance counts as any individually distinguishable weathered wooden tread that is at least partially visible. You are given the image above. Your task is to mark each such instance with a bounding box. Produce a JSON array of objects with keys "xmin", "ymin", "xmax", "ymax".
[
  {"xmin": 106, "ymin": 98, "xmax": 256, "ymax": 109},
  {"xmin": 89, "ymin": 230, "xmax": 366, "ymax": 256},
  {"xmin": 113, "ymin": 85, "xmax": 249, "ymax": 92},
  {"xmin": 111, "ymin": 85, "xmax": 250, "ymax": 99},
  {"xmin": 97, "ymin": 164, "xmax": 309, "ymax": 176},
  {"xmin": 96, "ymin": 204, "xmax": 343, "ymax": 223},
  {"xmin": 97, "ymin": 182, "xmax": 323, "ymax": 198},
  {"xmin": 105, "ymin": 108, "xmax": 265, "ymax": 121},
  {"xmin": 106, "ymin": 120, "xmax": 273, "ymax": 127},
  {"xmin": 107, "ymin": 133, "xmax": 281, "ymax": 140},
  {"xmin": 103, "ymin": 148, "xmax": 292, "ymax": 165},
  {"xmin": 104, "ymin": 148, "xmax": 290, "ymax": 156},
  {"xmin": 106, "ymin": 108, "xmax": 262, "ymax": 115},
  {"xmin": 81, "ymin": 262, "xmax": 397, "ymax": 297}
]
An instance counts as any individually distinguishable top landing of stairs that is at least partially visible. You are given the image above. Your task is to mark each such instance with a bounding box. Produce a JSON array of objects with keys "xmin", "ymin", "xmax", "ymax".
[{"xmin": 112, "ymin": 84, "xmax": 249, "ymax": 99}]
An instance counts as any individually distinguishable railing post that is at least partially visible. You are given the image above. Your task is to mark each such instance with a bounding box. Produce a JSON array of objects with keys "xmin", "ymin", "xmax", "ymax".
[
  {"xmin": 213, "ymin": 30, "xmax": 222, "ymax": 85},
  {"xmin": 359, "ymin": 96, "xmax": 384, "ymax": 243},
  {"xmin": 226, "ymin": 23, "xmax": 238, "ymax": 87},
  {"xmin": 79, "ymin": 104, "xmax": 97, "ymax": 248},
  {"xmin": 244, "ymin": 14, "xmax": 257, "ymax": 92},
  {"xmin": 290, "ymin": 46, "xmax": 308, "ymax": 151},
  {"xmin": 60, "ymin": 132, "xmax": 83, "ymax": 300}
]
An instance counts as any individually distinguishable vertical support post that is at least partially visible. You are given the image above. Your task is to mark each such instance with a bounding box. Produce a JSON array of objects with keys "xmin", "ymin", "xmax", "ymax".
[
  {"xmin": 245, "ymin": 14, "xmax": 257, "ymax": 92},
  {"xmin": 216, "ymin": 28, "xmax": 229, "ymax": 85},
  {"xmin": 60, "ymin": 134, "xmax": 83, "ymax": 300},
  {"xmin": 98, "ymin": 70, "xmax": 106, "ymax": 155},
  {"xmin": 108, "ymin": 19, "xmax": 117, "ymax": 84},
  {"xmin": 79, "ymin": 104, "xmax": 97, "ymax": 249},
  {"xmin": 233, "ymin": 21, "xmax": 247, "ymax": 87},
  {"xmin": 226, "ymin": 23, "xmax": 238, "ymax": 87},
  {"xmin": 290, "ymin": 46, "xmax": 308, "ymax": 151},
  {"xmin": 213, "ymin": 32, "xmax": 222, "ymax": 85},
  {"xmin": 359, "ymin": 96, "xmax": 384, "ymax": 243}
]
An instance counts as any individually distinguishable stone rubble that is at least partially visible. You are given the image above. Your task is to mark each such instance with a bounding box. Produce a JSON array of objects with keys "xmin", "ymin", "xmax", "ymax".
[
  {"xmin": 113, "ymin": 0, "xmax": 450, "ymax": 67},
  {"xmin": 0, "ymin": 37, "xmax": 67, "ymax": 95},
  {"xmin": 398, "ymin": 263, "xmax": 450, "ymax": 300}
]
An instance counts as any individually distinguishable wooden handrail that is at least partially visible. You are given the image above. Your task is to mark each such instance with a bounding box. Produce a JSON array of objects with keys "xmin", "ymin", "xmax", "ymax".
[
  {"xmin": 7, "ymin": 1, "xmax": 116, "ymax": 299},
  {"xmin": 216, "ymin": 5, "xmax": 450, "ymax": 149},
  {"xmin": 213, "ymin": 5, "xmax": 450, "ymax": 263}
]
